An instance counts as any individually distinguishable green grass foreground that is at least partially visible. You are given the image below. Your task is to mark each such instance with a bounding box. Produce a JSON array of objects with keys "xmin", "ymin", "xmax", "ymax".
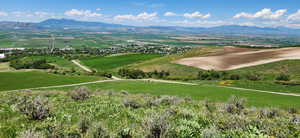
[
  {"xmin": 0, "ymin": 88, "xmax": 299, "ymax": 137},
  {"xmin": 80, "ymin": 53, "xmax": 162, "ymax": 71},
  {"xmin": 0, "ymin": 71, "xmax": 101, "ymax": 91},
  {"xmin": 54, "ymin": 81, "xmax": 300, "ymax": 108}
]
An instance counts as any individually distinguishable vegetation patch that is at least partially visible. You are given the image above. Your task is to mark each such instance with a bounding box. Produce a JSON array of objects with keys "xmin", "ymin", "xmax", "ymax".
[{"xmin": 0, "ymin": 88, "xmax": 299, "ymax": 137}]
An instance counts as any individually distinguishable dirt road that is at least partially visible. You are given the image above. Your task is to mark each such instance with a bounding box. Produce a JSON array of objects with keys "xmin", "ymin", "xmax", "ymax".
[{"xmin": 71, "ymin": 60, "xmax": 93, "ymax": 72}]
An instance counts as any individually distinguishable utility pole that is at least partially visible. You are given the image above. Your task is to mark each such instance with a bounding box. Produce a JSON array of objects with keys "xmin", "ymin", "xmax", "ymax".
[{"xmin": 49, "ymin": 34, "xmax": 55, "ymax": 53}]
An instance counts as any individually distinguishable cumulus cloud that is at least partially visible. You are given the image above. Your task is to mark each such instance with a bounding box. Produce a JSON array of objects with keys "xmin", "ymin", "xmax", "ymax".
[
  {"xmin": 0, "ymin": 11, "xmax": 8, "ymax": 16},
  {"xmin": 164, "ymin": 12, "xmax": 177, "ymax": 17},
  {"xmin": 234, "ymin": 8, "xmax": 287, "ymax": 20},
  {"xmin": 96, "ymin": 8, "xmax": 101, "ymax": 11},
  {"xmin": 65, "ymin": 9, "xmax": 102, "ymax": 17},
  {"xmin": 288, "ymin": 10, "xmax": 300, "ymax": 21},
  {"xmin": 183, "ymin": 11, "xmax": 211, "ymax": 19},
  {"xmin": 114, "ymin": 12, "xmax": 157, "ymax": 21}
]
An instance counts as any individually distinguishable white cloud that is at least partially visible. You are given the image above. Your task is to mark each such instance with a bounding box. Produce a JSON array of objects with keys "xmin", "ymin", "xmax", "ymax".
[
  {"xmin": 164, "ymin": 12, "xmax": 177, "ymax": 17},
  {"xmin": 11, "ymin": 11, "xmax": 34, "ymax": 17},
  {"xmin": 183, "ymin": 11, "xmax": 211, "ymax": 19},
  {"xmin": 234, "ymin": 8, "xmax": 287, "ymax": 20},
  {"xmin": 288, "ymin": 10, "xmax": 300, "ymax": 21},
  {"xmin": 65, "ymin": 9, "xmax": 102, "ymax": 17},
  {"xmin": 96, "ymin": 8, "xmax": 101, "ymax": 11},
  {"xmin": 0, "ymin": 11, "xmax": 7, "ymax": 16},
  {"xmin": 114, "ymin": 12, "xmax": 157, "ymax": 21},
  {"xmin": 34, "ymin": 11, "xmax": 49, "ymax": 17}
]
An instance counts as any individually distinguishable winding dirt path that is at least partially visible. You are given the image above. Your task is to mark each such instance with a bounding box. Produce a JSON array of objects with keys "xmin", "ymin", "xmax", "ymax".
[{"xmin": 71, "ymin": 60, "xmax": 93, "ymax": 72}]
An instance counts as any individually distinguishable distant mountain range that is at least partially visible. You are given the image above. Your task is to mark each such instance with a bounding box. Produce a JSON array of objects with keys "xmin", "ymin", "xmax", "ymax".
[{"xmin": 1, "ymin": 18, "xmax": 300, "ymax": 36}]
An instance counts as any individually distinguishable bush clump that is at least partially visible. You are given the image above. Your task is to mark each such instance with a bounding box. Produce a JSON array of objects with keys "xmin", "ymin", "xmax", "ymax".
[
  {"xmin": 144, "ymin": 115, "xmax": 170, "ymax": 138},
  {"xmin": 225, "ymin": 96, "xmax": 246, "ymax": 114},
  {"xmin": 198, "ymin": 70, "xmax": 228, "ymax": 80},
  {"xmin": 87, "ymin": 123, "xmax": 110, "ymax": 138},
  {"xmin": 19, "ymin": 129, "xmax": 44, "ymax": 138},
  {"xmin": 276, "ymin": 74, "xmax": 290, "ymax": 81},
  {"xmin": 69, "ymin": 86, "xmax": 91, "ymax": 101},
  {"xmin": 123, "ymin": 98, "xmax": 142, "ymax": 109},
  {"xmin": 17, "ymin": 96, "xmax": 52, "ymax": 121},
  {"xmin": 246, "ymin": 73, "xmax": 263, "ymax": 81}
]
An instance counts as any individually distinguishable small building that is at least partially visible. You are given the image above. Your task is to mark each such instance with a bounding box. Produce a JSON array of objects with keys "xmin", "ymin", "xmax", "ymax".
[{"xmin": 0, "ymin": 53, "xmax": 5, "ymax": 59}]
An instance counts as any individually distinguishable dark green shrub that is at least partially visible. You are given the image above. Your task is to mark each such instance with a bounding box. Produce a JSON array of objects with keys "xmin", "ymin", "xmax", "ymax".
[
  {"xmin": 276, "ymin": 74, "xmax": 290, "ymax": 81},
  {"xmin": 198, "ymin": 70, "xmax": 228, "ymax": 80},
  {"xmin": 229, "ymin": 74, "xmax": 241, "ymax": 80},
  {"xmin": 246, "ymin": 74, "xmax": 263, "ymax": 81},
  {"xmin": 96, "ymin": 71, "xmax": 112, "ymax": 78}
]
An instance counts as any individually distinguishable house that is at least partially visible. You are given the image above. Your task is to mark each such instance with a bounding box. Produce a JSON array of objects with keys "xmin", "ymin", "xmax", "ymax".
[{"xmin": 0, "ymin": 53, "xmax": 5, "ymax": 59}]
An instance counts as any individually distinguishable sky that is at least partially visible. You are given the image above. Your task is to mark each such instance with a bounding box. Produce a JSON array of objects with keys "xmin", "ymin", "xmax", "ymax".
[{"xmin": 0, "ymin": 0, "xmax": 300, "ymax": 28}]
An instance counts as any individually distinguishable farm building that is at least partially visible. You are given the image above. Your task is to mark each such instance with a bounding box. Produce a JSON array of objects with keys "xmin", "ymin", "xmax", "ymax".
[{"xmin": 0, "ymin": 53, "xmax": 5, "ymax": 59}]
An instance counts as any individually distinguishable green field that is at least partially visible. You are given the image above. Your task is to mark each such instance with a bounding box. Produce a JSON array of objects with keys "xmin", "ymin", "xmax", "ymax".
[
  {"xmin": 53, "ymin": 80, "xmax": 300, "ymax": 108},
  {"xmin": 0, "ymin": 71, "xmax": 101, "ymax": 91},
  {"xmin": 28, "ymin": 56, "xmax": 84, "ymax": 71},
  {"xmin": 80, "ymin": 53, "xmax": 162, "ymax": 71}
]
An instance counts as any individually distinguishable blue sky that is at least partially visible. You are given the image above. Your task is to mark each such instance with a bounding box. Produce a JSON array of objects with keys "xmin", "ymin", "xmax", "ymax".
[{"xmin": 0, "ymin": 0, "xmax": 300, "ymax": 28}]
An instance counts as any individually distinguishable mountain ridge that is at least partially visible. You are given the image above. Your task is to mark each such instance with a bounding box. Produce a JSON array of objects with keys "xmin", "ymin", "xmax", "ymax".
[{"xmin": 0, "ymin": 18, "xmax": 299, "ymax": 35}]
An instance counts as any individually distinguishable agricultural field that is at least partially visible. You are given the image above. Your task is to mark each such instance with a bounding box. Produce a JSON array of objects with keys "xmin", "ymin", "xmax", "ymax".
[
  {"xmin": 80, "ymin": 53, "xmax": 163, "ymax": 71},
  {"xmin": 0, "ymin": 71, "xmax": 102, "ymax": 91},
  {"xmin": 175, "ymin": 46, "xmax": 300, "ymax": 70},
  {"xmin": 129, "ymin": 47, "xmax": 221, "ymax": 79}
]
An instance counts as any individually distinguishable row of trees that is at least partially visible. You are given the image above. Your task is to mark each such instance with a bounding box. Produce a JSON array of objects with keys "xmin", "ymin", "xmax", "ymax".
[
  {"xmin": 118, "ymin": 68, "xmax": 170, "ymax": 79},
  {"xmin": 197, "ymin": 70, "xmax": 291, "ymax": 81}
]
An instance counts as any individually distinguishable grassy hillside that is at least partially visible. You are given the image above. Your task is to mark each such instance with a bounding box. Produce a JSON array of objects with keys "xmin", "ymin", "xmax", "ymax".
[
  {"xmin": 53, "ymin": 81, "xmax": 300, "ymax": 108},
  {"xmin": 1, "ymin": 88, "xmax": 299, "ymax": 138},
  {"xmin": 230, "ymin": 60, "xmax": 300, "ymax": 79},
  {"xmin": 80, "ymin": 53, "xmax": 162, "ymax": 71},
  {"xmin": 0, "ymin": 71, "xmax": 101, "ymax": 91}
]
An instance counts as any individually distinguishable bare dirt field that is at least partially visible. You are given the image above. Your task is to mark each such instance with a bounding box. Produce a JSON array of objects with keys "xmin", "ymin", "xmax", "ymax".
[{"xmin": 174, "ymin": 46, "xmax": 300, "ymax": 70}]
